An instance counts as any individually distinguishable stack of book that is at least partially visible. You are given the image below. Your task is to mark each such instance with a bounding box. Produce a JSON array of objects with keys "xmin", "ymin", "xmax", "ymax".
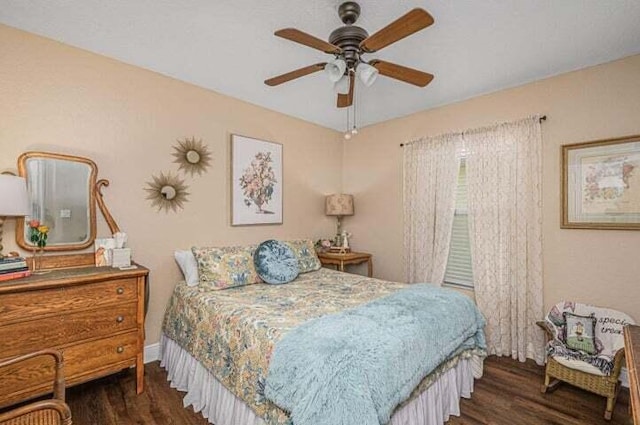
[{"xmin": 0, "ymin": 256, "xmax": 31, "ymax": 281}]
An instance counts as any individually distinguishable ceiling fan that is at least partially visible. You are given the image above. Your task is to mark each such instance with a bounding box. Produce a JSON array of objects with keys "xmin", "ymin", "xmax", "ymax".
[{"xmin": 264, "ymin": 2, "xmax": 435, "ymax": 108}]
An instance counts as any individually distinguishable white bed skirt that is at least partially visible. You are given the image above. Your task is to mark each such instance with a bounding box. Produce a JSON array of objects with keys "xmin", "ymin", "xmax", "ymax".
[{"xmin": 159, "ymin": 333, "xmax": 483, "ymax": 425}]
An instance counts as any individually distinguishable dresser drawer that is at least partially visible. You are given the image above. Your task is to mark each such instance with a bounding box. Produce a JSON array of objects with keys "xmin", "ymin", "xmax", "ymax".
[
  {"xmin": 65, "ymin": 329, "xmax": 138, "ymax": 379},
  {"xmin": 0, "ymin": 278, "xmax": 137, "ymax": 325},
  {"xmin": 0, "ymin": 331, "xmax": 138, "ymax": 407},
  {"xmin": 0, "ymin": 302, "xmax": 137, "ymax": 359}
]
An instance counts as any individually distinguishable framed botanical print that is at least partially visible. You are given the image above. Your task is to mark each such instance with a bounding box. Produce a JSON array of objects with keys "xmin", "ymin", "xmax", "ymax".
[
  {"xmin": 231, "ymin": 134, "xmax": 283, "ymax": 226},
  {"xmin": 562, "ymin": 135, "xmax": 640, "ymax": 229}
]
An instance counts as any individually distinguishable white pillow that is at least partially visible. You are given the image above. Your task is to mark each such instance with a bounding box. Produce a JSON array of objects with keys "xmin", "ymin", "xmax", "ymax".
[{"xmin": 174, "ymin": 250, "xmax": 199, "ymax": 286}]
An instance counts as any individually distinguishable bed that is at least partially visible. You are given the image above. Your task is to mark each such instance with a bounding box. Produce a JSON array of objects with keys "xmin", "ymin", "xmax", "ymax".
[{"xmin": 160, "ymin": 267, "xmax": 485, "ymax": 425}]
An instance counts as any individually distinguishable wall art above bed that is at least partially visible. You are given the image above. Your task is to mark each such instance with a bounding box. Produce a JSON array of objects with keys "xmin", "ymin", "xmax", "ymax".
[{"xmin": 231, "ymin": 134, "xmax": 283, "ymax": 226}]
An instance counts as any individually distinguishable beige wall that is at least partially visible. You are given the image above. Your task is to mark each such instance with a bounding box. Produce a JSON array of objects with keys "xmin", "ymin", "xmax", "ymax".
[
  {"xmin": 0, "ymin": 25, "xmax": 343, "ymax": 344},
  {"xmin": 343, "ymin": 54, "xmax": 640, "ymax": 318},
  {"xmin": 2, "ymin": 23, "xmax": 639, "ymax": 344}
]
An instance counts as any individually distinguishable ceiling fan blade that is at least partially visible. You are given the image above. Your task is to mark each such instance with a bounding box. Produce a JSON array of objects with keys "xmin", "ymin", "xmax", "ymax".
[
  {"xmin": 275, "ymin": 28, "xmax": 342, "ymax": 54},
  {"xmin": 360, "ymin": 8, "xmax": 434, "ymax": 53},
  {"xmin": 337, "ymin": 72, "xmax": 355, "ymax": 108},
  {"xmin": 370, "ymin": 60, "xmax": 434, "ymax": 87},
  {"xmin": 264, "ymin": 63, "xmax": 327, "ymax": 86}
]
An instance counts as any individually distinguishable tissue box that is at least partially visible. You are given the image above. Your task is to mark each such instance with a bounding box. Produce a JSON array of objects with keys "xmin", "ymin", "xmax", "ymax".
[{"xmin": 112, "ymin": 248, "xmax": 132, "ymax": 268}]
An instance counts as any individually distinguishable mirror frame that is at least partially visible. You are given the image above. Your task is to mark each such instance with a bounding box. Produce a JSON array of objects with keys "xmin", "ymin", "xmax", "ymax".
[{"xmin": 16, "ymin": 151, "xmax": 98, "ymax": 252}]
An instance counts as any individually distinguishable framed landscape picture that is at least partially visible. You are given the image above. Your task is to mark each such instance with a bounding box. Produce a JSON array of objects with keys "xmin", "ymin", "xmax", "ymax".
[
  {"xmin": 562, "ymin": 135, "xmax": 640, "ymax": 229},
  {"xmin": 231, "ymin": 134, "xmax": 283, "ymax": 226}
]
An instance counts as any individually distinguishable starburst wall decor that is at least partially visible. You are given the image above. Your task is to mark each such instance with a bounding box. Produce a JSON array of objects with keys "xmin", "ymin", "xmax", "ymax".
[
  {"xmin": 144, "ymin": 172, "xmax": 190, "ymax": 213},
  {"xmin": 172, "ymin": 137, "xmax": 212, "ymax": 177}
]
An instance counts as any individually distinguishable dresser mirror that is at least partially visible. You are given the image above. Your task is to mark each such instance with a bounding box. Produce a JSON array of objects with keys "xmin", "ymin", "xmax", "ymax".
[{"xmin": 15, "ymin": 151, "xmax": 119, "ymax": 253}]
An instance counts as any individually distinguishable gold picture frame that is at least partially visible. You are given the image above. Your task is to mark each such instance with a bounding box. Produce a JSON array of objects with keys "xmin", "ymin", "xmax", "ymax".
[{"xmin": 562, "ymin": 134, "xmax": 640, "ymax": 230}]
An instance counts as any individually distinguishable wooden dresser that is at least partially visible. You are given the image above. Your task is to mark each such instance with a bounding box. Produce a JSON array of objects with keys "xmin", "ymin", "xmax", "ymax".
[
  {"xmin": 625, "ymin": 325, "xmax": 640, "ymax": 424},
  {"xmin": 0, "ymin": 265, "xmax": 148, "ymax": 408}
]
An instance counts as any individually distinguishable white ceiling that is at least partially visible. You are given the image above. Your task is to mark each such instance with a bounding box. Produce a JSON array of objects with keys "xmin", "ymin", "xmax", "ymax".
[{"xmin": 2, "ymin": 1, "xmax": 640, "ymax": 131}]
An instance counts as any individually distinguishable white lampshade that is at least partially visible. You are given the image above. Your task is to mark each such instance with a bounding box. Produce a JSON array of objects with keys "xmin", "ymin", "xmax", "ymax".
[
  {"xmin": 325, "ymin": 194, "xmax": 354, "ymax": 216},
  {"xmin": 358, "ymin": 63, "xmax": 379, "ymax": 87},
  {"xmin": 0, "ymin": 175, "xmax": 30, "ymax": 217},
  {"xmin": 333, "ymin": 75, "xmax": 350, "ymax": 94},
  {"xmin": 324, "ymin": 59, "xmax": 347, "ymax": 83}
]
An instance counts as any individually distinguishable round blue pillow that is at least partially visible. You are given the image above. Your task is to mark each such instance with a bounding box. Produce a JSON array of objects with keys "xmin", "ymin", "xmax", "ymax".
[{"xmin": 254, "ymin": 240, "xmax": 300, "ymax": 285}]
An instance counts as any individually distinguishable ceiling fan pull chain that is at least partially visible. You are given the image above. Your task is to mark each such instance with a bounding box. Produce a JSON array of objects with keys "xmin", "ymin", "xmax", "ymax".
[
  {"xmin": 344, "ymin": 105, "xmax": 352, "ymax": 140},
  {"xmin": 352, "ymin": 89, "xmax": 358, "ymax": 135}
]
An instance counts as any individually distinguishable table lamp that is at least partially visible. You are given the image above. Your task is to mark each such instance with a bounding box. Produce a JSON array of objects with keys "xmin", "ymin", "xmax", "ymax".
[
  {"xmin": 325, "ymin": 194, "xmax": 354, "ymax": 245},
  {"xmin": 0, "ymin": 174, "xmax": 30, "ymax": 258}
]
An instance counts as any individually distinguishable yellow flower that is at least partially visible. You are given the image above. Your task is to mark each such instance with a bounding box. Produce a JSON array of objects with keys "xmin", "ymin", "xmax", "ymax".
[{"xmin": 37, "ymin": 225, "xmax": 49, "ymax": 234}]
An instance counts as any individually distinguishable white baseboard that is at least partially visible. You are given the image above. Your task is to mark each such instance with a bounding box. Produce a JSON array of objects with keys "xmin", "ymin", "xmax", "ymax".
[
  {"xmin": 144, "ymin": 342, "xmax": 160, "ymax": 364},
  {"xmin": 620, "ymin": 367, "xmax": 629, "ymax": 388}
]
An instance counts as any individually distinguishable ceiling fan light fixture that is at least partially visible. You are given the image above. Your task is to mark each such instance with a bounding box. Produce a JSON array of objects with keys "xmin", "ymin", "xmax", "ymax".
[
  {"xmin": 333, "ymin": 75, "xmax": 350, "ymax": 94},
  {"xmin": 324, "ymin": 59, "xmax": 347, "ymax": 83},
  {"xmin": 358, "ymin": 63, "xmax": 379, "ymax": 87}
]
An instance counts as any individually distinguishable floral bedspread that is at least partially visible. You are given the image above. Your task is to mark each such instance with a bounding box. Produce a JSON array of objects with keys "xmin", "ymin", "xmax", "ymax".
[{"xmin": 162, "ymin": 268, "xmax": 480, "ymax": 425}]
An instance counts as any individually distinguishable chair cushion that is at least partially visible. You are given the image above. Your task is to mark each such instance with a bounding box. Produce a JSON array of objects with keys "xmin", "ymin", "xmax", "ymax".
[
  {"xmin": 254, "ymin": 240, "xmax": 300, "ymax": 285},
  {"xmin": 563, "ymin": 312, "xmax": 597, "ymax": 354},
  {"xmin": 551, "ymin": 355, "xmax": 605, "ymax": 376}
]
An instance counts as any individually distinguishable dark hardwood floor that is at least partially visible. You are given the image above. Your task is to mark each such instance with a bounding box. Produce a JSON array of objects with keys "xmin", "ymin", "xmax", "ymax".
[
  {"xmin": 65, "ymin": 356, "xmax": 632, "ymax": 425},
  {"xmin": 447, "ymin": 357, "xmax": 631, "ymax": 425}
]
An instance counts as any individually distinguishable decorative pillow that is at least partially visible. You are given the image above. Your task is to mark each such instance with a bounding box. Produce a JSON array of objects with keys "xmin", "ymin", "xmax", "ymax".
[
  {"xmin": 191, "ymin": 245, "xmax": 262, "ymax": 291},
  {"xmin": 563, "ymin": 312, "xmax": 597, "ymax": 355},
  {"xmin": 283, "ymin": 239, "xmax": 322, "ymax": 273},
  {"xmin": 174, "ymin": 250, "xmax": 200, "ymax": 286},
  {"xmin": 254, "ymin": 240, "xmax": 300, "ymax": 285}
]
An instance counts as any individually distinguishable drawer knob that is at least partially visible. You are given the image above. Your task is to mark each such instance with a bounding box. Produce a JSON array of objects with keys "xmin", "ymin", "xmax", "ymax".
[
  {"xmin": 116, "ymin": 315, "xmax": 124, "ymax": 323},
  {"xmin": 116, "ymin": 346, "xmax": 124, "ymax": 354},
  {"xmin": 116, "ymin": 287, "xmax": 124, "ymax": 295}
]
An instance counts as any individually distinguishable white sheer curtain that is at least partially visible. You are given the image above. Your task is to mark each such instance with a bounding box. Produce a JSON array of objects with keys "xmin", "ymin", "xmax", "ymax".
[
  {"xmin": 464, "ymin": 116, "xmax": 545, "ymax": 364},
  {"xmin": 403, "ymin": 133, "xmax": 462, "ymax": 284}
]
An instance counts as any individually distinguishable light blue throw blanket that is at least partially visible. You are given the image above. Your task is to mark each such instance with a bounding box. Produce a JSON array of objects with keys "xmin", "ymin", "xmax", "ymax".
[{"xmin": 264, "ymin": 284, "xmax": 486, "ymax": 425}]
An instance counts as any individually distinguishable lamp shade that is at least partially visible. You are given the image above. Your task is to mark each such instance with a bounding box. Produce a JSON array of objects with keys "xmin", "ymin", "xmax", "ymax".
[
  {"xmin": 325, "ymin": 194, "xmax": 354, "ymax": 216},
  {"xmin": 358, "ymin": 63, "xmax": 379, "ymax": 87},
  {"xmin": 333, "ymin": 75, "xmax": 350, "ymax": 94},
  {"xmin": 0, "ymin": 175, "xmax": 30, "ymax": 217},
  {"xmin": 324, "ymin": 59, "xmax": 347, "ymax": 83}
]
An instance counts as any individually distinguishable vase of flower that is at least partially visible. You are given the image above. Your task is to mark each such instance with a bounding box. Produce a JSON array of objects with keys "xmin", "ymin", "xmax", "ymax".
[
  {"xmin": 32, "ymin": 246, "xmax": 44, "ymax": 272},
  {"xmin": 28, "ymin": 219, "xmax": 49, "ymax": 274},
  {"xmin": 239, "ymin": 152, "xmax": 277, "ymax": 215}
]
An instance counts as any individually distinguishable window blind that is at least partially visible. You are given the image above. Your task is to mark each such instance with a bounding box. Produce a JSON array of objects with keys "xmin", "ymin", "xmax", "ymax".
[{"xmin": 444, "ymin": 160, "xmax": 474, "ymax": 288}]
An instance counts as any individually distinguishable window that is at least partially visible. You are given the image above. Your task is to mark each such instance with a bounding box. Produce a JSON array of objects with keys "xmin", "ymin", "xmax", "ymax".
[{"xmin": 444, "ymin": 159, "xmax": 474, "ymax": 289}]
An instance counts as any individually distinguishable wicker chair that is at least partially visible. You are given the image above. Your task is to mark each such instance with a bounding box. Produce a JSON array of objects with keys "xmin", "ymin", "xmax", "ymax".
[
  {"xmin": 0, "ymin": 349, "xmax": 72, "ymax": 425},
  {"xmin": 537, "ymin": 302, "xmax": 634, "ymax": 421}
]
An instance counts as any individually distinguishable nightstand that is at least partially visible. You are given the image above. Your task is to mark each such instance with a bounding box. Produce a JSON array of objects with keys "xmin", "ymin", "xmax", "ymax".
[{"xmin": 317, "ymin": 251, "xmax": 372, "ymax": 277}]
